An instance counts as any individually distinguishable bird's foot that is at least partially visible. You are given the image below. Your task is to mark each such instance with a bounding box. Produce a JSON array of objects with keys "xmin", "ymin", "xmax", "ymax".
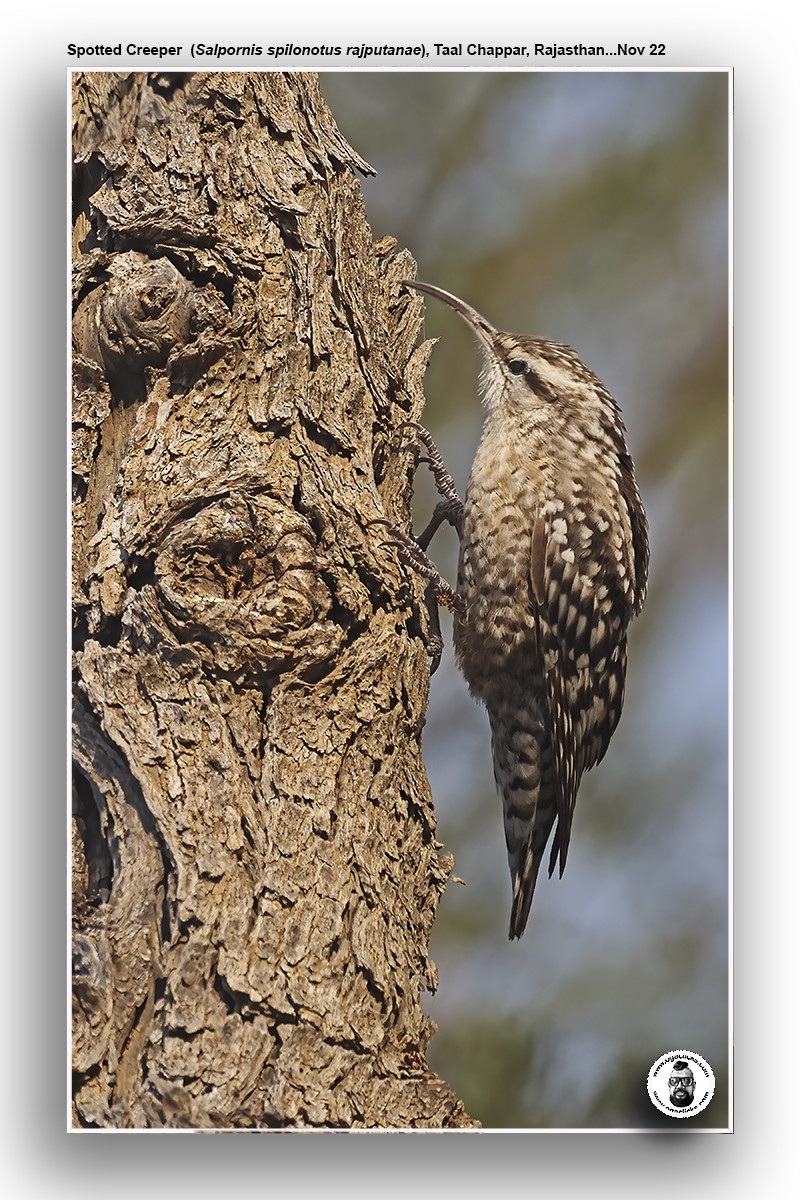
[{"xmin": 397, "ymin": 420, "xmax": 464, "ymax": 539}]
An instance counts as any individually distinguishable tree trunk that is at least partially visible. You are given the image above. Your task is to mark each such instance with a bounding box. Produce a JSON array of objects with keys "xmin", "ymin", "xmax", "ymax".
[{"xmin": 71, "ymin": 70, "xmax": 475, "ymax": 1131}]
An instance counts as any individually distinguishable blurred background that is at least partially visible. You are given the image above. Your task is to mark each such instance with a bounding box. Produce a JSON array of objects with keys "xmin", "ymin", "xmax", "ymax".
[{"xmin": 320, "ymin": 70, "xmax": 729, "ymax": 1129}]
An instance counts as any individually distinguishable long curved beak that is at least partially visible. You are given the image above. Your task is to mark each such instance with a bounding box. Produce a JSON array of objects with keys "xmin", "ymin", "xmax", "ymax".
[{"xmin": 402, "ymin": 280, "xmax": 497, "ymax": 355}]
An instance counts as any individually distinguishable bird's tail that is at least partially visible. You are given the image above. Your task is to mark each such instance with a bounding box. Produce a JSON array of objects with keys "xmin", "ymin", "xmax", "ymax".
[{"xmin": 490, "ymin": 708, "xmax": 558, "ymax": 940}]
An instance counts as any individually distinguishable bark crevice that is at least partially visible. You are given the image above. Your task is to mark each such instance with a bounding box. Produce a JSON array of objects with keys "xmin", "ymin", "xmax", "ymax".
[{"xmin": 71, "ymin": 70, "xmax": 476, "ymax": 1130}]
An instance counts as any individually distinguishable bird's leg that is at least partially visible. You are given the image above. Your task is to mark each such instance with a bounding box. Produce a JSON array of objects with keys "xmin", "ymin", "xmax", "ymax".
[
  {"xmin": 415, "ymin": 496, "xmax": 463, "ymax": 552},
  {"xmin": 400, "ymin": 420, "xmax": 464, "ymax": 542},
  {"xmin": 420, "ymin": 581, "xmax": 446, "ymax": 675},
  {"xmin": 384, "ymin": 421, "xmax": 464, "ymax": 601},
  {"xmin": 372, "ymin": 423, "xmax": 465, "ymax": 673},
  {"xmin": 376, "ymin": 520, "xmax": 463, "ymax": 614},
  {"xmin": 372, "ymin": 518, "xmax": 461, "ymax": 675}
]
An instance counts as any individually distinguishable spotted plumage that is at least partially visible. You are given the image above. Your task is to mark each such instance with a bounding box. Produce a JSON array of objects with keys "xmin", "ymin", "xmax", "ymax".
[{"xmin": 401, "ymin": 282, "xmax": 649, "ymax": 939}]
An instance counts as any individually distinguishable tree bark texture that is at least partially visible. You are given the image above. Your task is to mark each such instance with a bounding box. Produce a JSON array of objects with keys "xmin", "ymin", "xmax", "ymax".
[{"xmin": 71, "ymin": 71, "xmax": 475, "ymax": 1130}]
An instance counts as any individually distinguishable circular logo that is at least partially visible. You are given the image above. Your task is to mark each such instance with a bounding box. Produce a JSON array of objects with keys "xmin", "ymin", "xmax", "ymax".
[{"xmin": 647, "ymin": 1050, "xmax": 715, "ymax": 1118}]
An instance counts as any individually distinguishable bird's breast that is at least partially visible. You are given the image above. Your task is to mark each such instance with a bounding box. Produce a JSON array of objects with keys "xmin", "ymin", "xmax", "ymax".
[{"xmin": 454, "ymin": 439, "xmax": 547, "ymax": 693}]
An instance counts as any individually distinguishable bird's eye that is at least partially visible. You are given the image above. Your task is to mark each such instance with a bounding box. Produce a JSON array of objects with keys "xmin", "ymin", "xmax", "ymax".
[{"xmin": 508, "ymin": 359, "xmax": 527, "ymax": 375}]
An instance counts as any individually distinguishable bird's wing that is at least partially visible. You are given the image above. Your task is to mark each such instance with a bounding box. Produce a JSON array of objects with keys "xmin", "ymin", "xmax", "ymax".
[{"xmin": 529, "ymin": 508, "xmax": 630, "ymax": 876}]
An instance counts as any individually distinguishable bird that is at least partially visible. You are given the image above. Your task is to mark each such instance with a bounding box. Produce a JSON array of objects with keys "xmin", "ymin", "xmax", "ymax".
[{"xmin": 396, "ymin": 280, "xmax": 649, "ymax": 939}]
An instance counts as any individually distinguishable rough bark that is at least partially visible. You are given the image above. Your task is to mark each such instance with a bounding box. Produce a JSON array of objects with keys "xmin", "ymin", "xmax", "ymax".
[{"xmin": 71, "ymin": 71, "xmax": 475, "ymax": 1131}]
